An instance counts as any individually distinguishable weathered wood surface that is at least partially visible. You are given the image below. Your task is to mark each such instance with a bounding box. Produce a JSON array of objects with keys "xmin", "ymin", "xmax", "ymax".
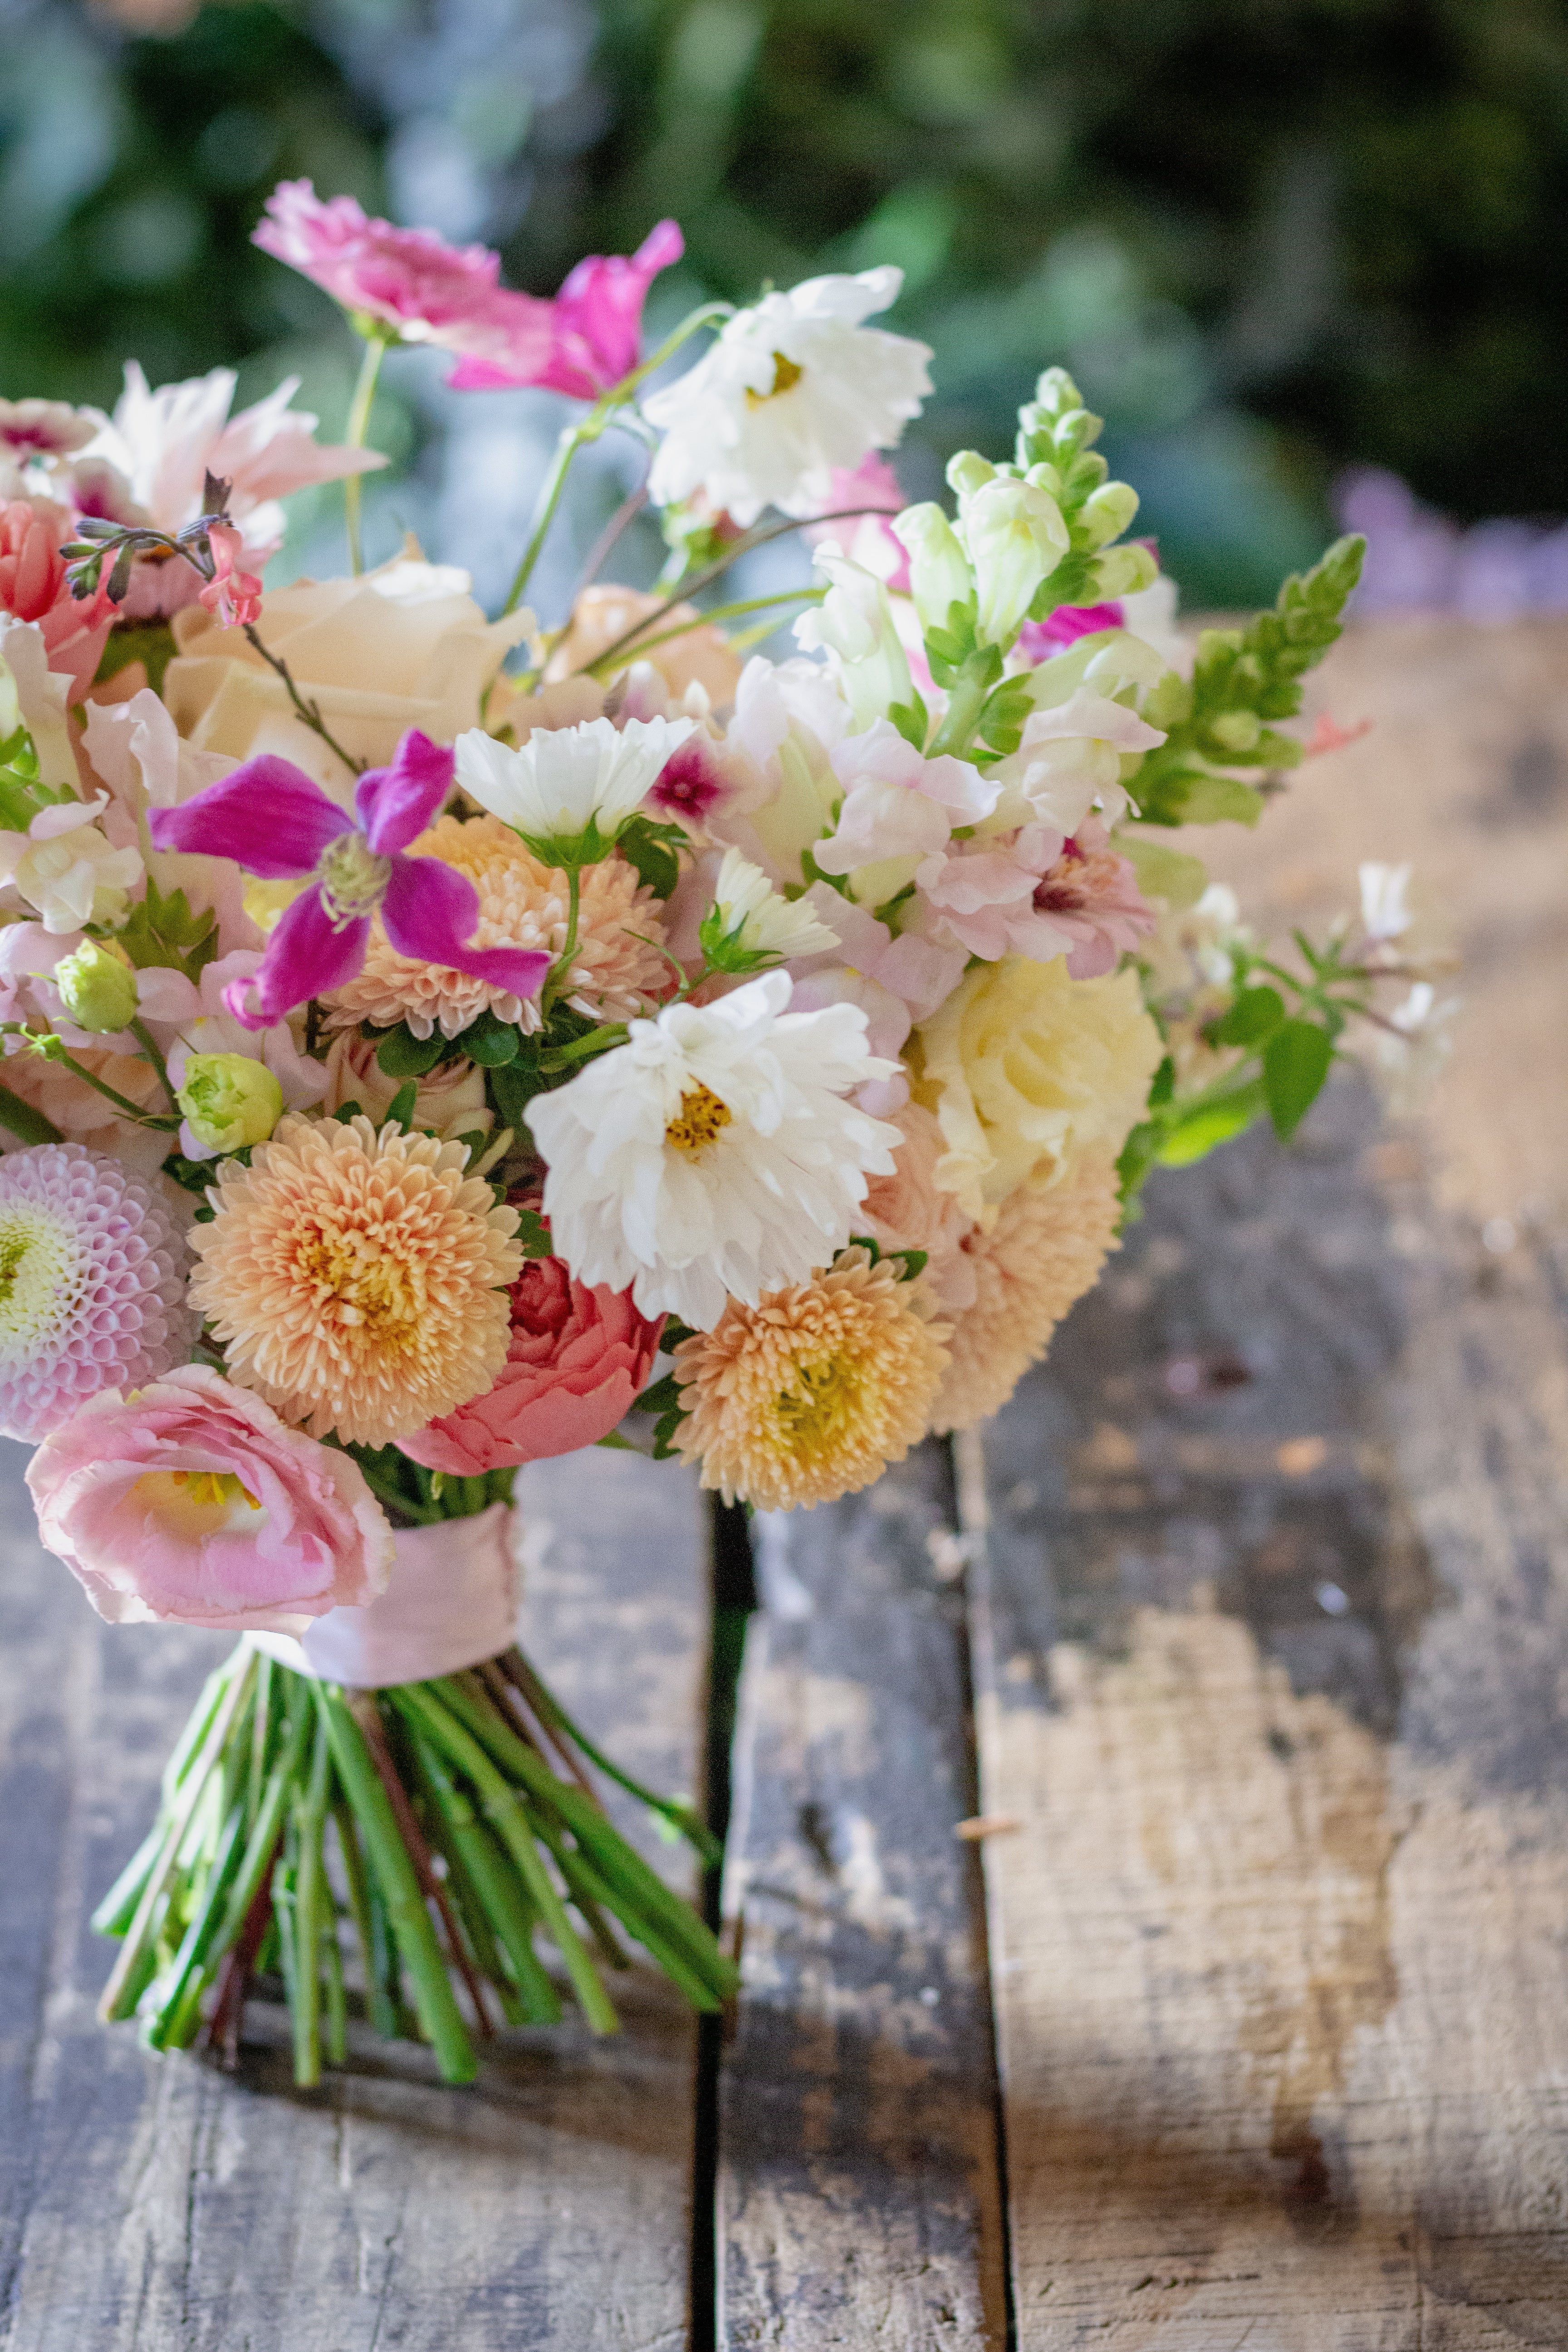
[
  {"xmin": 717, "ymin": 1446, "xmax": 1008, "ymax": 2349},
  {"xmin": 0, "ymin": 1446, "xmax": 709, "ymax": 2352},
  {"xmin": 972, "ymin": 1090, "xmax": 1568, "ymax": 2344}
]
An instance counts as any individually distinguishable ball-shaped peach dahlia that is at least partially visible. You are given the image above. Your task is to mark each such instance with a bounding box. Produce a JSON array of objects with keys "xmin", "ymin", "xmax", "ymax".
[
  {"xmin": 326, "ymin": 814, "xmax": 671, "ymax": 1041},
  {"xmin": 189, "ymin": 1114, "xmax": 523, "ymax": 1448},
  {"xmin": 928, "ymin": 1150, "xmax": 1122, "ymax": 1434},
  {"xmin": 672, "ymin": 1247, "xmax": 948, "ymax": 1512}
]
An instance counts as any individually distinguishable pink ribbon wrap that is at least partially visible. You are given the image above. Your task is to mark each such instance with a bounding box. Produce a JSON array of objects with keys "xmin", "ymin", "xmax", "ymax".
[{"xmin": 248, "ymin": 1503, "xmax": 518, "ymax": 1689}]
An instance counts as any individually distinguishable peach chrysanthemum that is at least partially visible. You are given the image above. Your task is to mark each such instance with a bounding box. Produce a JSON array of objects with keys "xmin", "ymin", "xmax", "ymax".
[
  {"xmin": 189, "ymin": 1114, "xmax": 523, "ymax": 1448},
  {"xmin": 326, "ymin": 815, "xmax": 671, "ymax": 1041},
  {"xmin": 672, "ymin": 1247, "xmax": 949, "ymax": 1513},
  {"xmin": 929, "ymin": 1150, "xmax": 1122, "ymax": 1435}
]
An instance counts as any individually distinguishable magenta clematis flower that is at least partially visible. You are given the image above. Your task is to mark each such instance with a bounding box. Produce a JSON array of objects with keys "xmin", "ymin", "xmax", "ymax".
[
  {"xmin": 446, "ymin": 220, "xmax": 685, "ymax": 397},
  {"xmin": 147, "ymin": 730, "xmax": 552, "ymax": 1032}
]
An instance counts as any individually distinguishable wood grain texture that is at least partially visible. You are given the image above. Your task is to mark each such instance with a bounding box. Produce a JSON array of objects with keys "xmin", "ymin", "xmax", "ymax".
[
  {"xmin": 718, "ymin": 1444, "xmax": 1008, "ymax": 2349},
  {"xmin": 0, "ymin": 1445, "xmax": 709, "ymax": 2352},
  {"xmin": 969, "ymin": 1083, "xmax": 1568, "ymax": 2346}
]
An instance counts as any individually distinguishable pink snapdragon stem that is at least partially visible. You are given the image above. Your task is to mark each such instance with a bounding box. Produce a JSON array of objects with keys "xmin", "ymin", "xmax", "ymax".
[{"xmin": 147, "ymin": 729, "xmax": 551, "ymax": 1030}]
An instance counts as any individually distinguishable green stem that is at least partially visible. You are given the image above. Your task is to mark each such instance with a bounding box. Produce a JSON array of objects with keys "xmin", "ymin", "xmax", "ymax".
[
  {"xmin": 21, "ymin": 1036, "xmax": 175, "ymax": 1128},
  {"xmin": 411, "ymin": 1731, "xmax": 561, "ymax": 2024},
  {"xmin": 128, "ymin": 1016, "xmax": 178, "ymax": 1114},
  {"xmin": 927, "ymin": 666, "xmax": 994, "ymax": 760},
  {"xmin": 544, "ymin": 868, "xmax": 581, "ymax": 1014},
  {"xmin": 343, "ymin": 330, "xmax": 390, "ymax": 578},
  {"xmin": 318, "ymin": 1687, "xmax": 478, "ymax": 2082},
  {"xmin": 0, "ymin": 1080, "xmax": 61, "ymax": 1145},
  {"xmin": 577, "ymin": 587, "xmax": 823, "ymax": 680},
  {"xmin": 504, "ymin": 1649, "xmax": 719, "ymax": 1862},
  {"xmin": 291, "ymin": 1706, "xmax": 332, "ymax": 2086}
]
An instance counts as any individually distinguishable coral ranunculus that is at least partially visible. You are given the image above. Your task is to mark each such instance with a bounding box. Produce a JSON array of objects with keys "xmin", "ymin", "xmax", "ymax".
[
  {"xmin": 399, "ymin": 1251, "xmax": 665, "ymax": 1477},
  {"xmin": 26, "ymin": 1364, "xmax": 394, "ymax": 1632},
  {"xmin": 0, "ymin": 499, "xmax": 114, "ymax": 702}
]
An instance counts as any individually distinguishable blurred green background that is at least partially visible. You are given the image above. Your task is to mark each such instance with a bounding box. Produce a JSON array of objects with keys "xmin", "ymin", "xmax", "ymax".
[{"xmin": 3, "ymin": 0, "xmax": 1565, "ymax": 608}]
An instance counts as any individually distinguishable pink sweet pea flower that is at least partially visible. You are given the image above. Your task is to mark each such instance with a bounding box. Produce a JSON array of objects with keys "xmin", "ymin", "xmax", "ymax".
[
  {"xmin": 199, "ymin": 520, "xmax": 263, "ymax": 629},
  {"xmin": 917, "ymin": 816, "xmax": 1156, "ymax": 974},
  {"xmin": 813, "ymin": 719, "xmax": 998, "ymax": 877},
  {"xmin": 446, "ymin": 219, "xmax": 685, "ymax": 396},
  {"xmin": 147, "ymin": 728, "xmax": 551, "ymax": 1030}
]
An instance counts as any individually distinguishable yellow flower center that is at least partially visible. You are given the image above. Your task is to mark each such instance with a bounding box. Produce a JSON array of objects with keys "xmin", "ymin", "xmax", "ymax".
[
  {"xmin": 296, "ymin": 1228, "xmax": 421, "ymax": 1342},
  {"xmin": 315, "ymin": 832, "xmax": 394, "ymax": 926},
  {"xmin": 773, "ymin": 1355, "xmax": 861, "ymax": 1458},
  {"xmin": 664, "ymin": 1083, "xmax": 734, "ymax": 1158},
  {"xmin": 127, "ymin": 1469, "xmax": 263, "ymax": 1540},
  {"xmin": 746, "ymin": 350, "xmax": 804, "ymax": 409}
]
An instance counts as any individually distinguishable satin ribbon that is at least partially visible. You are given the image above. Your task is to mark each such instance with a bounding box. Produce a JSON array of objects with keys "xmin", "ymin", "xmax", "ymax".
[{"xmin": 247, "ymin": 1503, "xmax": 518, "ymax": 1690}]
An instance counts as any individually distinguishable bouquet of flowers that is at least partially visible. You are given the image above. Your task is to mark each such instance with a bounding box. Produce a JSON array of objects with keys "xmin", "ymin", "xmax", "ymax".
[{"xmin": 0, "ymin": 185, "xmax": 1446, "ymax": 2086}]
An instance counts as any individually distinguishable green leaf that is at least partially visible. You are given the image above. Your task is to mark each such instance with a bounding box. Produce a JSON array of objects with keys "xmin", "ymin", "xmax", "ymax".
[
  {"xmin": 117, "ymin": 876, "xmax": 221, "ymax": 982},
  {"xmin": 1173, "ymin": 772, "xmax": 1265, "ymax": 827},
  {"xmin": 1148, "ymin": 1054, "xmax": 1175, "ymax": 1108},
  {"xmin": 887, "ymin": 695, "xmax": 928, "ymax": 752},
  {"xmin": 1263, "ymin": 1020, "xmax": 1333, "ymax": 1142},
  {"xmin": 514, "ymin": 1205, "xmax": 554, "ymax": 1259},
  {"xmin": 1118, "ymin": 833, "xmax": 1208, "ymax": 910},
  {"xmin": 461, "ymin": 1011, "xmax": 520, "ymax": 1066},
  {"xmin": 489, "ymin": 1052, "xmax": 550, "ymax": 1131},
  {"xmin": 94, "ymin": 621, "xmax": 177, "ymax": 696},
  {"xmin": 1210, "ymin": 984, "xmax": 1284, "ymax": 1047},
  {"xmin": 383, "ymin": 1081, "xmax": 418, "ymax": 1132},
  {"xmin": 616, "ymin": 815, "xmax": 682, "ymax": 901},
  {"xmin": 375, "ymin": 1024, "xmax": 446, "ymax": 1078},
  {"xmin": 1154, "ymin": 1079, "xmax": 1268, "ymax": 1167}
]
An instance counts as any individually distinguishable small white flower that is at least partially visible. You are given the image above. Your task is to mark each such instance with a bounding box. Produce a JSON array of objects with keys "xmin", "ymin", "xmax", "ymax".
[
  {"xmin": 525, "ymin": 969, "xmax": 900, "ymax": 1329},
  {"xmin": 1359, "ymin": 861, "xmax": 1413, "ymax": 942},
  {"xmin": 703, "ymin": 848, "xmax": 841, "ymax": 967},
  {"xmin": 1371, "ymin": 980, "xmax": 1460, "ymax": 1116},
  {"xmin": 958, "ymin": 474, "xmax": 1069, "ymax": 646},
  {"xmin": 794, "ymin": 541, "xmax": 916, "ymax": 731},
  {"xmin": 455, "ymin": 715, "xmax": 696, "ymax": 853},
  {"xmin": 0, "ymin": 798, "xmax": 142, "ymax": 934},
  {"xmin": 645, "ymin": 269, "xmax": 933, "ymax": 528}
]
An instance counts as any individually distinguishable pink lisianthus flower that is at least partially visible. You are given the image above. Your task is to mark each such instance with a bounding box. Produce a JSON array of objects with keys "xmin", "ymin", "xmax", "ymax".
[
  {"xmin": 199, "ymin": 520, "xmax": 263, "ymax": 629},
  {"xmin": 0, "ymin": 499, "xmax": 114, "ymax": 702},
  {"xmin": 399, "ymin": 1244, "xmax": 665, "ymax": 1476},
  {"xmin": 27, "ymin": 1364, "xmax": 394, "ymax": 1633},
  {"xmin": 447, "ymin": 220, "xmax": 685, "ymax": 397},
  {"xmin": 147, "ymin": 727, "xmax": 551, "ymax": 1030},
  {"xmin": 1028, "ymin": 817, "xmax": 1158, "ymax": 978}
]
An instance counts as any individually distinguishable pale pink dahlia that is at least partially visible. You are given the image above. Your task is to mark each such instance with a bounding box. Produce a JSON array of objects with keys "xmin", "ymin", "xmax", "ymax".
[{"xmin": 0, "ymin": 1144, "xmax": 196, "ymax": 1441}]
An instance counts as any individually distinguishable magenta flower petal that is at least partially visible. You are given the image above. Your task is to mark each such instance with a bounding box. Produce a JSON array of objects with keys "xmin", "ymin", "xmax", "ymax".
[
  {"xmin": 223, "ymin": 889, "xmax": 369, "ymax": 1030},
  {"xmin": 149, "ymin": 756, "xmax": 351, "ymax": 878},
  {"xmin": 443, "ymin": 288, "xmax": 559, "ymax": 391},
  {"xmin": 382, "ymin": 856, "xmax": 551, "ymax": 1002},
  {"xmin": 555, "ymin": 218, "xmax": 684, "ymax": 386},
  {"xmin": 354, "ymin": 730, "xmax": 456, "ymax": 856}
]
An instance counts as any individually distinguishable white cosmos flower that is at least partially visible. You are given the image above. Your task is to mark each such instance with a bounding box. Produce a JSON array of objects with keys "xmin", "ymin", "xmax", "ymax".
[
  {"xmin": 525, "ymin": 969, "xmax": 900, "ymax": 1329},
  {"xmin": 454, "ymin": 715, "xmax": 696, "ymax": 852},
  {"xmin": 644, "ymin": 269, "xmax": 933, "ymax": 528},
  {"xmin": 703, "ymin": 847, "xmax": 842, "ymax": 968}
]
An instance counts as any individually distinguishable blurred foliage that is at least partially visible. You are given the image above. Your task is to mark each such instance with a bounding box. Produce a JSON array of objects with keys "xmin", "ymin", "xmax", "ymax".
[{"xmin": 2, "ymin": 0, "xmax": 1565, "ymax": 603}]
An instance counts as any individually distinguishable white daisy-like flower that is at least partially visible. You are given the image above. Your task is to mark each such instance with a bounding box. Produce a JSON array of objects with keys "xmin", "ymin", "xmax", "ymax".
[
  {"xmin": 701, "ymin": 848, "xmax": 842, "ymax": 969},
  {"xmin": 525, "ymin": 968, "xmax": 900, "ymax": 1329},
  {"xmin": 644, "ymin": 269, "xmax": 933, "ymax": 528},
  {"xmin": 454, "ymin": 715, "xmax": 696, "ymax": 857}
]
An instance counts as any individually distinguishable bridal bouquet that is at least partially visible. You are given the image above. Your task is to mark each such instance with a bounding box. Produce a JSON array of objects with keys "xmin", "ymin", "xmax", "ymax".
[{"xmin": 0, "ymin": 184, "xmax": 1442, "ymax": 2084}]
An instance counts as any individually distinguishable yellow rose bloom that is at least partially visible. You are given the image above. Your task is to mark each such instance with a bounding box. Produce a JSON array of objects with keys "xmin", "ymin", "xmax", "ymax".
[{"xmin": 910, "ymin": 955, "xmax": 1162, "ymax": 1221}]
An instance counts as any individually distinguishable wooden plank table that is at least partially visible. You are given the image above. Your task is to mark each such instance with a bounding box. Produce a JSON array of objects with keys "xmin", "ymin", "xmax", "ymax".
[{"xmin": 0, "ymin": 615, "xmax": 1564, "ymax": 2346}]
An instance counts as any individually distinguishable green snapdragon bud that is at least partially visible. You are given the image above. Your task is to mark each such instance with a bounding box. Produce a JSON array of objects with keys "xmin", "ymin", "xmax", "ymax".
[
  {"xmin": 1092, "ymin": 542, "xmax": 1159, "ymax": 600},
  {"xmin": 894, "ymin": 503, "xmax": 974, "ymax": 637},
  {"xmin": 54, "ymin": 938, "xmax": 138, "ymax": 1034},
  {"xmin": 1078, "ymin": 481, "xmax": 1140, "ymax": 551},
  {"xmin": 176, "ymin": 1054, "xmax": 284, "ymax": 1152}
]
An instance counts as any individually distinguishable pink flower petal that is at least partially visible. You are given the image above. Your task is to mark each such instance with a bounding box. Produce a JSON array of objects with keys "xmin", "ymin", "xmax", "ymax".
[
  {"xmin": 381, "ymin": 856, "xmax": 552, "ymax": 1002},
  {"xmin": 224, "ymin": 889, "xmax": 369, "ymax": 1029},
  {"xmin": 148, "ymin": 755, "xmax": 351, "ymax": 877},
  {"xmin": 354, "ymin": 729, "xmax": 456, "ymax": 855}
]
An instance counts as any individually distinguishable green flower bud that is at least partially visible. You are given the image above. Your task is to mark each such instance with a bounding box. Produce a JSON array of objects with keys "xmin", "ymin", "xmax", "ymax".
[
  {"xmin": 945, "ymin": 450, "xmax": 996, "ymax": 504},
  {"xmin": 1092, "ymin": 542, "xmax": 1159, "ymax": 600},
  {"xmin": 54, "ymin": 938, "xmax": 138, "ymax": 1034},
  {"xmin": 961, "ymin": 476, "xmax": 1070, "ymax": 646},
  {"xmin": 894, "ymin": 503, "xmax": 974, "ymax": 637},
  {"xmin": 1209, "ymin": 710, "xmax": 1263, "ymax": 753},
  {"xmin": 176, "ymin": 1054, "xmax": 284, "ymax": 1153},
  {"xmin": 1078, "ymin": 481, "xmax": 1141, "ymax": 552}
]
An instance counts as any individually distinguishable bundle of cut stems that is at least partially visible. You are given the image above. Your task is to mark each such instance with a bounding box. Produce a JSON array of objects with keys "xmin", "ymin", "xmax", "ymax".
[{"xmin": 93, "ymin": 1640, "xmax": 734, "ymax": 2084}]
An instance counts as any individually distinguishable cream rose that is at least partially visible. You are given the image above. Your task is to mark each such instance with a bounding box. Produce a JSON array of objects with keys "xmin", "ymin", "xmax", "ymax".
[
  {"xmin": 544, "ymin": 585, "xmax": 742, "ymax": 706},
  {"xmin": 911, "ymin": 954, "xmax": 1162, "ymax": 1220},
  {"xmin": 161, "ymin": 547, "xmax": 531, "ymax": 805},
  {"xmin": 320, "ymin": 1033, "xmax": 500, "ymax": 1159}
]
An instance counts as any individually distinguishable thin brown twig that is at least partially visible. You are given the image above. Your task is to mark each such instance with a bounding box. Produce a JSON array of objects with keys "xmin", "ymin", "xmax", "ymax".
[
  {"xmin": 492, "ymin": 1651, "xmax": 602, "ymax": 1805},
  {"xmin": 206, "ymin": 1843, "xmax": 279, "ymax": 2070},
  {"xmin": 242, "ymin": 623, "xmax": 366, "ymax": 777},
  {"xmin": 349, "ymin": 1694, "xmax": 496, "ymax": 2037}
]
